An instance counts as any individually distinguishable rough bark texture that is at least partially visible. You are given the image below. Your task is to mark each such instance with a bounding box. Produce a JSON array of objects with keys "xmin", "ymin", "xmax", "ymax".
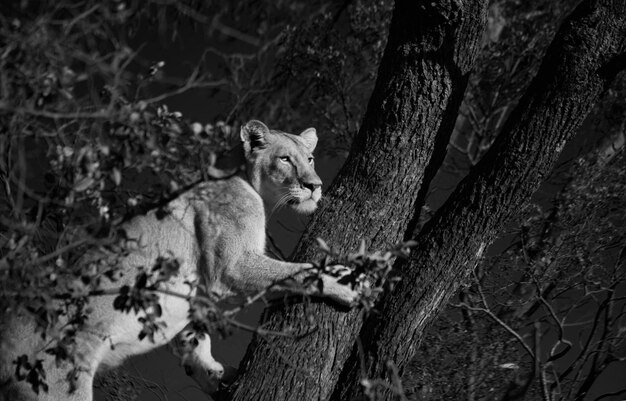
[
  {"xmin": 332, "ymin": 1, "xmax": 626, "ymax": 399},
  {"xmin": 229, "ymin": 1, "xmax": 487, "ymax": 400}
]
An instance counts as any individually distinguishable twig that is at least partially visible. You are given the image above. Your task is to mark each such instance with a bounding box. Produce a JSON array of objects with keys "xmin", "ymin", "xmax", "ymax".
[
  {"xmin": 142, "ymin": 79, "xmax": 228, "ymax": 105},
  {"xmin": 452, "ymin": 302, "xmax": 535, "ymax": 360}
]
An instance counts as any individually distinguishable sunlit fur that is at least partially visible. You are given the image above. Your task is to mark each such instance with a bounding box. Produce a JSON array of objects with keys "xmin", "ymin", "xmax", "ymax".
[{"xmin": 0, "ymin": 120, "xmax": 356, "ymax": 401}]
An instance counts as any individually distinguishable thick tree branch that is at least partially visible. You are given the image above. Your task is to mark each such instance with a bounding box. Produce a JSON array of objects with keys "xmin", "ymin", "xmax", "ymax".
[
  {"xmin": 229, "ymin": 1, "xmax": 488, "ymax": 400},
  {"xmin": 332, "ymin": 0, "xmax": 626, "ymax": 399}
]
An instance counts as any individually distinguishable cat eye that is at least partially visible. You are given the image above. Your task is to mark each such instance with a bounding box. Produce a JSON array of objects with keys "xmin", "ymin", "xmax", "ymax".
[
  {"xmin": 308, "ymin": 157, "xmax": 314, "ymax": 164},
  {"xmin": 278, "ymin": 156, "xmax": 290, "ymax": 163}
]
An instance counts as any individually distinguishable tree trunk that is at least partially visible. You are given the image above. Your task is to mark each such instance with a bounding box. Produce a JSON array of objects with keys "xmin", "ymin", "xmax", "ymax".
[
  {"xmin": 332, "ymin": 0, "xmax": 626, "ymax": 399},
  {"xmin": 229, "ymin": 1, "xmax": 488, "ymax": 400}
]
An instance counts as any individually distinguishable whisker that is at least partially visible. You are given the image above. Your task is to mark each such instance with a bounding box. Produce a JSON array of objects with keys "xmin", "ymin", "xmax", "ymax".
[
  {"xmin": 268, "ymin": 193, "xmax": 293, "ymax": 221},
  {"xmin": 270, "ymin": 196, "xmax": 290, "ymax": 220}
]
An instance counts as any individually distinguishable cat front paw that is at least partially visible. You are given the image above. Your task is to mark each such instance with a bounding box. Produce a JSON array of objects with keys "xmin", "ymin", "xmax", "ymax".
[{"xmin": 321, "ymin": 265, "xmax": 359, "ymax": 306}]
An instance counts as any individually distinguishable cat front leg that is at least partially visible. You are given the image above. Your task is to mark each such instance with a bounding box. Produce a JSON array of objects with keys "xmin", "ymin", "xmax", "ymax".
[{"xmin": 232, "ymin": 252, "xmax": 358, "ymax": 306}]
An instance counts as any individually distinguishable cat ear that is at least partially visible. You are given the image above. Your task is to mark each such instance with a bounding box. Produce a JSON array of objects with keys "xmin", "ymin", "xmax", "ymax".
[
  {"xmin": 240, "ymin": 120, "xmax": 270, "ymax": 153},
  {"xmin": 299, "ymin": 128, "xmax": 317, "ymax": 152}
]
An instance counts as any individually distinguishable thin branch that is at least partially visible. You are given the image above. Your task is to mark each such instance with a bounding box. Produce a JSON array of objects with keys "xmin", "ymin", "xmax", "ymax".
[
  {"xmin": 142, "ymin": 78, "xmax": 228, "ymax": 105},
  {"xmin": 451, "ymin": 302, "xmax": 535, "ymax": 360}
]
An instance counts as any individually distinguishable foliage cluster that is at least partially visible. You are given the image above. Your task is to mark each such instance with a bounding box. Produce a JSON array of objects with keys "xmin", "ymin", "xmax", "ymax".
[
  {"xmin": 0, "ymin": 0, "xmax": 238, "ymax": 394},
  {"xmin": 0, "ymin": 1, "xmax": 400, "ymax": 395}
]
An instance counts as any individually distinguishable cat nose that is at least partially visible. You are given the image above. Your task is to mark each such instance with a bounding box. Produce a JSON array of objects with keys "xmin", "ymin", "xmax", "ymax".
[{"xmin": 302, "ymin": 181, "xmax": 321, "ymax": 192}]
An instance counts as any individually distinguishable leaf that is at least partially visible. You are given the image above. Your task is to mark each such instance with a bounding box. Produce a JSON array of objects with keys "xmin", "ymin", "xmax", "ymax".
[
  {"xmin": 113, "ymin": 294, "xmax": 127, "ymax": 311},
  {"xmin": 111, "ymin": 168, "xmax": 122, "ymax": 186},
  {"xmin": 135, "ymin": 272, "xmax": 148, "ymax": 289},
  {"xmin": 337, "ymin": 275, "xmax": 354, "ymax": 285},
  {"xmin": 155, "ymin": 207, "xmax": 170, "ymax": 220},
  {"xmin": 73, "ymin": 177, "xmax": 94, "ymax": 192},
  {"xmin": 547, "ymin": 341, "xmax": 572, "ymax": 362},
  {"xmin": 403, "ymin": 240, "xmax": 418, "ymax": 248},
  {"xmin": 316, "ymin": 238, "xmax": 331, "ymax": 254},
  {"xmin": 14, "ymin": 355, "xmax": 30, "ymax": 379},
  {"xmin": 317, "ymin": 277, "xmax": 324, "ymax": 293}
]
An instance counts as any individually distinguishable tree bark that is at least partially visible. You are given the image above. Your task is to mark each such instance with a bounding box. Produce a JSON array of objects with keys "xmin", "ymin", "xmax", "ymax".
[
  {"xmin": 229, "ymin": 1, "xmax": 487, "ymax": 400},
  {"xmin": 331, "ymin": 0, "xmax": 626, "ymax": 399}
]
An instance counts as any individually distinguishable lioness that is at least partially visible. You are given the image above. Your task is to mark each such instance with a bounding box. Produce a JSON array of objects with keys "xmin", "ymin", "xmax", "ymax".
[{"xmin": 0, "ymin": 120, "xmax": 356, "ymax": 401}]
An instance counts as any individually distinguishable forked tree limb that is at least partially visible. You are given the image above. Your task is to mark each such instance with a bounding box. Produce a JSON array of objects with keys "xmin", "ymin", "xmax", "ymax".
[
  {"xmin": 229, "ymin": 1, "xmax": 488, "ymax": 400},
  {"xmin": 332, "ymin": 0, "xmax": 626, "ymax": 399}
]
